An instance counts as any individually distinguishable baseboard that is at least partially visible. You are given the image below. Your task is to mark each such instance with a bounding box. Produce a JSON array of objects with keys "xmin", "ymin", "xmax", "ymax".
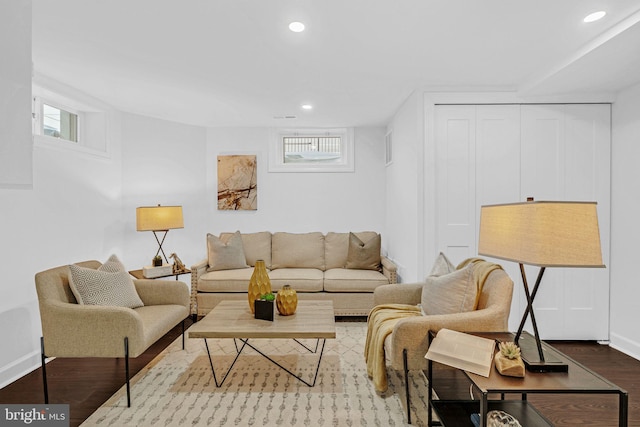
[
  {"xmin": 0, "ymin": 350, "xmax": 42, "ymax": 389},
  {"xmin": 609, "ymin": 332, "xmax": 640, "ymax": 361}
]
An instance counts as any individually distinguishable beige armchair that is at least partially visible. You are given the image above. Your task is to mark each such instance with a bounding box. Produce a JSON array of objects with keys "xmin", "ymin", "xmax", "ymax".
[
  {"xmin": 373, "ymin": 267, "xmax": 513, "ymax": 423},
  {"xmin": 35, "ymin": 260, "xmax": 190, "ymax": 407}
]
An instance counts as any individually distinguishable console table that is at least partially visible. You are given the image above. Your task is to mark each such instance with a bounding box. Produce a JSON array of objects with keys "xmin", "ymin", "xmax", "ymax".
[{"xmin": 425, "ymin": 331, "xmax": 628, "ymax": 427}]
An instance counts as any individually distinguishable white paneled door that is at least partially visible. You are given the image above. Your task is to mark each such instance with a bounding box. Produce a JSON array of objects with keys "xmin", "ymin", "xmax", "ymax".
[{"xmin": 434, "ymin": 103, "xmax": 610, "ymax": 340}]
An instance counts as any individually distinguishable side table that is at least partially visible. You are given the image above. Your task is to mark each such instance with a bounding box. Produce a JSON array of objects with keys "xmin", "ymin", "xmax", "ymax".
[
  {"xmin": 128, "ymin": 268, "xmax": 191, "ymax": 281},
  {"xmin": 425, "ymin": 331, "xmax": 628, "ymax": 426}
]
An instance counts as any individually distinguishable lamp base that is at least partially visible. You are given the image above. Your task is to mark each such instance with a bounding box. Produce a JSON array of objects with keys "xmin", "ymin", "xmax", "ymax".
[{"xmin": 517, "ymin": 333, "xmax": 568, "ymax": 373}]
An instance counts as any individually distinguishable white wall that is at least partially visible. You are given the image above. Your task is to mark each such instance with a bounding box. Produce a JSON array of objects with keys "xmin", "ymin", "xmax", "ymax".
[
  {"xmin": 204, "ymin": 127, "xmax": 387, "ymax": 240},
  {"xmin": 0, "ymin": 0, "xmax": 124, "ymax": 388},
  {"xmin": 121, "ymin": 123, "xmax": 387, "ymax": 270},
  {"xmin": 0, "ymin": 116, "xmax": 124, "ymax": 388},
  {"xmin": 609, "ymin": 82, "xmax": 640, "ymax": 359},
  {"xmin": 385, "ymin": 92, "xmax": 424, "ymax": 282},
  {"xmin": 120, "ymin": 112, "xmax": 208, "ymax": 270}
]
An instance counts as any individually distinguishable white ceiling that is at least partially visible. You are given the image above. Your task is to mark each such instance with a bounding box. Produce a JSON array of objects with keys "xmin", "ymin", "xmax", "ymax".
[{"xmin": 32, "ymin": 1, "xmax": 640, "ymax": 128}]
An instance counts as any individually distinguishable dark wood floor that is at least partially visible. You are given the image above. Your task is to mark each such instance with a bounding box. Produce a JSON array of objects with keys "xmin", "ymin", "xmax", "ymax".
[{"xmin": 1, "ymin": 319, "xmax": 638, "ymax": 426}]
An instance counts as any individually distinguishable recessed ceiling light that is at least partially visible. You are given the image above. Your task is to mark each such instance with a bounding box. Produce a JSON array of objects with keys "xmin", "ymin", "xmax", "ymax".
[
  {"xmin": 289, "ymin": 21, "xmax": 305, "ymax": 32},
  {"xmin": 301, "ymin": 104, "xmax": 313, "ymax": 110},
  {"xmin": 584, "ymin": 11, "xmax": 606, "ymax": 23}
]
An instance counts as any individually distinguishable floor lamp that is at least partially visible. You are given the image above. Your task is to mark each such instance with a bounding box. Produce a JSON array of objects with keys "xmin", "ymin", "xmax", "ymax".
[
  {"xmin": 136, "ymin": 205, "xmax": 184, "ymax": 263},
  {"xmin": 478, "ymin": 200, "xmax": 604, "ymax": 372}
]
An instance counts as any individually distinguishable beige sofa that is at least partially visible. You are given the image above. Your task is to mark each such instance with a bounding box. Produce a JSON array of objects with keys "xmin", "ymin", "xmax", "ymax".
[{"xmin": 190, "ymin": 231, "xmax": 398, "ymax": 317}]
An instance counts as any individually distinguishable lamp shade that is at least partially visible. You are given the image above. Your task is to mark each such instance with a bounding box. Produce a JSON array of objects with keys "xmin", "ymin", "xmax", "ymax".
[
  {"xmin": 478, "ymin": 201, "xmax": 604, "ymax": 268},
  {"xmin": 136, "ymin": 205, "xmax": 184, "ymax": 231}
]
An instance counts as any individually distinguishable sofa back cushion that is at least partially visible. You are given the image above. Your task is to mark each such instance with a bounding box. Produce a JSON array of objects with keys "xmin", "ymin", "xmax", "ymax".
[
  {"xmin": 207, "ymin": 231, "xmax": 249, "ymax": 271},
  {"xmin": 345, "ymin": 232, "xmax": 382, "ymax": 271},
  {"xmin": 325, "ymin": 231, "xmax": 380, "ymax": 269},
  {"xmin": 219, "ymin": 231, "xmax": 272, "ymax": 268},
  {"xmin": 272, "ymin": 232, "xmax": 325, "ymax": 270}
]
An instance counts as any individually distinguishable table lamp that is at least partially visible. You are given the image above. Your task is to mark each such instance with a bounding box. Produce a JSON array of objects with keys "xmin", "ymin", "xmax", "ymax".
[
  {"xmin": 478, "ymin": 199, "xmax": 604, "ymax": 372},
  {"xmin": 136, "ymin": 205, "xmax": 184, "ymax": 263}
]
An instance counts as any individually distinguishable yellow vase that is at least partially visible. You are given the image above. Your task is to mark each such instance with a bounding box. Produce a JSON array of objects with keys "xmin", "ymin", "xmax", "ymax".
[
  {"xmin": 248, "ymin": 260, "xmax": 271, "ymax": 313},
  {"xmin": 276, "ymin": 284, "xmax": 298, "ymax": 316}
]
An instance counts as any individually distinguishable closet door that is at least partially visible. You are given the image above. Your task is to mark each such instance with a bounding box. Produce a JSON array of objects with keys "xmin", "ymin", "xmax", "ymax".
[
  {"xmin": 520, "ymin": 104, "xmax": 610, "ymax": 340},
  {"xmin": 435, "ymin": 105, "xmax": 521, "ymax": 262},
  {"xmin": 434, "ymin": 103, "xmax": 610, "ymax": 340},
  {"xmin": 435, "ymin": 105, "xmax": 477, "ymax": 263}
]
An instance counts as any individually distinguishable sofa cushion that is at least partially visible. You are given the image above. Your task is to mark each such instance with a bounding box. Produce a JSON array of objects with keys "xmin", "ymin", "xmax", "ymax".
[
  {"xmin": 69, "ymin": 255, "xmax": 144, "ymax": 309},
  {"xmin": 345, "ymin": 232, "xmax": 381, "ymax": 271},
  {"xmin": 421, "ymin": 264, "xmax": 476, "ymax": 316},
  {"xmin": 427, "ymin": 252, "xmax": 456, "ymax": 278},
  {"xmin": 272, "ymin": 232, "xmax": 325, "ymax": 270},
  {"xmin": 325, "ymin": 231, "xmax": 379, "ymax": 270},
  {"xmin": 324, "ymin": 268, "xmax": 390, "ymax": 292},
  {"xmin": 198, "ymin": 267, "xmax": 255, "ymax": 292},
  {"xmin": 207, "ymin": 231, "xmax": 248, "ymax": 271},
  {"xmin": 268, "ymin": 268, "xmax": 324, "ymax": 292},
  {"xmin": 220, "ymin": 231, "xmax": 272, "ymax": 268}
]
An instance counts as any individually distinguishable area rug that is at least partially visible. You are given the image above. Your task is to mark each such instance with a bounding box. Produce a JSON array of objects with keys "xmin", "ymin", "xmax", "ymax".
[{"xmin": 81, "ymin": 322, "xmax": 431, "ymax": 426}]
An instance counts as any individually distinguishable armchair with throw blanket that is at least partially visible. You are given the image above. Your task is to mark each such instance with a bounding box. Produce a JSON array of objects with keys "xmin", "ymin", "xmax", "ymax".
[{"xmin": 364, "ymin": 255, "xmax": 514, "ymax": 423}]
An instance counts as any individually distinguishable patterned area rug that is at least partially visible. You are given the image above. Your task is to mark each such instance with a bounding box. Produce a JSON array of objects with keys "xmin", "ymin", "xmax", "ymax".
[{"xmin": 81, "ymin": 322, "xmax": 431, "ymax": 426}]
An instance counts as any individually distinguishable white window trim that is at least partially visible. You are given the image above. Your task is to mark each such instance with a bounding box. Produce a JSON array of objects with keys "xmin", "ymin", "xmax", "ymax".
[
  {"xmin": 33, "ymin": 96, "xmax": 82, "ymax": 144},
  {"xmin": 268, "ymin": 127, "xmax": 354, "ymax": 173},
  {"xmin": 32, "ymin": 74, "xmax": 112, "ymax": 159}
]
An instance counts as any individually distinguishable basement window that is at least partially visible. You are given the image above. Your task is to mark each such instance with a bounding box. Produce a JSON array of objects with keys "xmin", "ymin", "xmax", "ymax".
[
  {"xmin": 42, "ymin": 103, "xmax": 79, "ymax": 142},
  {"xmin": 269, "ymin": 128, "xmax": 354, "ymax": 172},
  {"xmin": 32, "ymin": 81, "xmax": 109, "ymax": 156}
]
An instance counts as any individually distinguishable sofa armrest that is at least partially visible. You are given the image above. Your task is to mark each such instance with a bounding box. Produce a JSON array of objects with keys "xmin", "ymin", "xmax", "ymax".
[
  {"xmin": 387, "ymin": 306, "xmax": 510, "ymax": 371},
  {"xmin": 39, "ymin": 300, "xmax": 144, "ymax": 358},
  {"xmin": 380, "ymin": 256, "xmax": 398, "ymax": 284},
  {"xmin": 374, "ymin": 282, "xmax": 423, "ymax": 306},
  {"xmin": 134, "ymin": 279, "xmax": 189, "ymax": 309},
  {"xmin": 189, "ymin": 259, "xmax": 209, "ymax": 315}
]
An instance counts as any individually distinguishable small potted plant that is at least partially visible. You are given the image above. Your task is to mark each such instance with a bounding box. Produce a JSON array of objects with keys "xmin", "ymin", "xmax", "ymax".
[
  {"xmin": 494, "ymin": 341, "xmax": 525, "ymax": 377},
  {"xmin": 254, "ymin": 292, "xmax": 275, "ymax": 321},
  {"xmin": 152, "ymin": 255, "xmax": 163, "ymax": 267}
]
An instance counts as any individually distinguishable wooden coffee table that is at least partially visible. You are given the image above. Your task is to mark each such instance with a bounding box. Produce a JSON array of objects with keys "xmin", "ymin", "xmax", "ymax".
[{"xmin": 188, "ymin": 300, "xmax": 336, "ymax": 387}]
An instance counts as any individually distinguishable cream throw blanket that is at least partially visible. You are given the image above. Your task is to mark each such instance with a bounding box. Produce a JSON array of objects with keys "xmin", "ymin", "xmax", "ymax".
[{"xmin": 364, "ymin": 259, "xmax": 503, "ymax": 392}]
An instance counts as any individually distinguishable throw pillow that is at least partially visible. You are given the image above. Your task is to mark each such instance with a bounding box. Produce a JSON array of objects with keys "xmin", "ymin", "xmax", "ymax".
[
  {"xmin": 207, "ymin": 231, "xmax": 249, "ymax": 271},
  {"xmin": 345, "ymin": 232, "xmax": 381, "ymax": 271},
  {"xmin": 427, "ymin": 252, "xmax": 456, "ymax": 278},
  {"xmin": 421, "ymin": 264, "xmax": 476, "ymax": 316},
  {"xmin": 69, "ymin": 255, "xmax": 144, "ymax": 308}
]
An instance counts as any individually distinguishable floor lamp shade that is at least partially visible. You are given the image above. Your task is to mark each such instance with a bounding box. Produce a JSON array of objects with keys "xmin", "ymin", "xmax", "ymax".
[
  {"xmin": 478, "ymin": 201, "xmax": 604, "ymax": 268},
  {"xmin": 136, "ymin": 205, "xmax": 184, "ymax": 232},
  {"xmin": 478, "ymin": 200, "xmax": 604, "ymax": 372}
]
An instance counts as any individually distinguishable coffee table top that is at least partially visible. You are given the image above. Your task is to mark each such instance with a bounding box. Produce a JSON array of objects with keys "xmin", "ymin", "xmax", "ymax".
[{"xmin": 188, "ymin": 300, "xmax": 336, "ymax": 340}]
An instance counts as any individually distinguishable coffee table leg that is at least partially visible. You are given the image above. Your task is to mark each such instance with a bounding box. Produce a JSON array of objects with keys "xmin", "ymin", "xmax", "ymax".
[
  {"xmin": 242, "ymin": 338, "xmax": 327, "ymax": 387},
  {"xmin": 293, "ymin": 338, "xmax": 321, "ymax": 353},
  {"xmin": 204, "ymin": 338, "xmax": 247, "ymax": 387}
]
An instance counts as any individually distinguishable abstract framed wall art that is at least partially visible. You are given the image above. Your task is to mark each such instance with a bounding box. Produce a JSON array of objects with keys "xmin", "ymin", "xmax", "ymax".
[{"xmin": 217, "ymin": 155, "xmax": 257, "ymax": 210}]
